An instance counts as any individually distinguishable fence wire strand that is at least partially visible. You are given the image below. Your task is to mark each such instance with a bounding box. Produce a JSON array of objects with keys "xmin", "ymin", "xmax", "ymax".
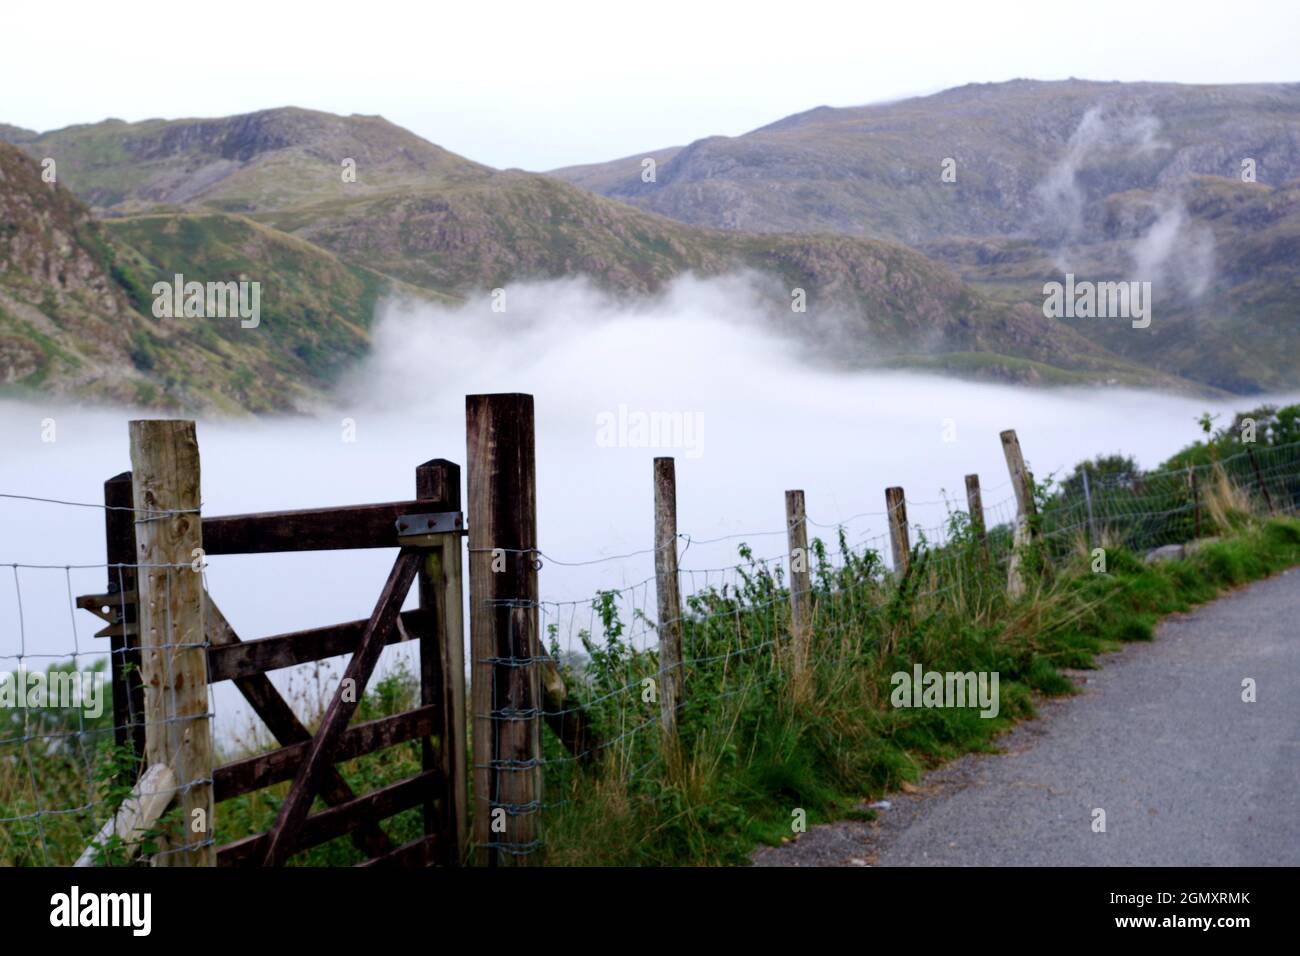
[
  {"xmin": 1, "ymin": 489, "xmax": 214, "ymax": 867},
  {"xmin": 475, "ymin": 440, "xmax": 1300, "ymax": 860},
  {"xmin": 6, "ymin": 438, "xmax": 1300, "ymax": 864}
]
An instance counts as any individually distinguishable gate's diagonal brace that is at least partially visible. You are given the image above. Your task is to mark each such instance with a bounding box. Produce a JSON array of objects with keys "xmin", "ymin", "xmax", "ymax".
[
  {"xmin": 259, "ymin": 550, "xmax": 422, "ymax": 867},
  {"xmin": 204, "ymin": 595, "xmax": 395, "ymax": 860}
]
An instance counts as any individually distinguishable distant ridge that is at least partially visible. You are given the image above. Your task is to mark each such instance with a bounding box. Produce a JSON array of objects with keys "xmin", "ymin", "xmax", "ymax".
[{"xmin": 5, "ymin": 91, "xmax": 1282, "ymax": 409}]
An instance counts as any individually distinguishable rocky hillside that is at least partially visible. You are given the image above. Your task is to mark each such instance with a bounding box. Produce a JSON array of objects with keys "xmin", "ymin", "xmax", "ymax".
[
  {"xmin": 922, "ymin": 174, "xmax": 1300, "ymax": 393},
  {"xmin": 551, "ymin": 79, "xmax": 1300, "ymax": 243},
  {"xmin": 551, "ymin": 80, "xmax": 1300, "ymax": 391},
  {"xmin": 0, "ymin": 141, "xmax": 166, "ymax": 405},
  {"xmin": 15, "ymin": 108, "xmax": 493, "ymax": 214},
  {"xmin": 0, "ymin": 124, "xmax": 37, "ymax": 144},
  {"xmin": 0, "ymin": 142, "xmax": 436, "ymax": 411},
  {"xmin": 1, "ymin": 100, "xmax": 1243, "ymax": 410}
]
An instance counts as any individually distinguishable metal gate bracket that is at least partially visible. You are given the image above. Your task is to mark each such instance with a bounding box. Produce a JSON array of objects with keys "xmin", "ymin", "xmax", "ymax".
[{"xmin": 396, "ymin": 511, "xmax": 465, "ymax": 545}]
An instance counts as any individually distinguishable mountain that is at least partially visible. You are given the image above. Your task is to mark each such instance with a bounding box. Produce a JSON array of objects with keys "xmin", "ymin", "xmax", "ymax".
[
  {"xmin": 0, "ymin": 142, "xmax": 437, "ymax": 411},
  {"xmin": 0, "ymin": 140, "xmax": 149, "ymax": 403},
  {"xmin": 246, "ymin": 167, "xmax": 1170, "ymax": 387},
  {"xmin": 13, "ymin": 108, "xmax": 493, "ymax": 214},
  {"xmin": 549, "ymin": 79, "xmax": 1300, "ymax": 392},
  {"xmin": 1, "ymin": 102, "xmax": 1230, "ymax": 410},
  {"xmin": 0, "ymin": 124, "xmax": 37, "ymax": 144},
  {"xmin": 922, "ymin": 175, "xmax": 1300, "ymax": 393},
  {"xmin": 550, "ymin": 79, "xmax": 1300, "ymax": 243}
]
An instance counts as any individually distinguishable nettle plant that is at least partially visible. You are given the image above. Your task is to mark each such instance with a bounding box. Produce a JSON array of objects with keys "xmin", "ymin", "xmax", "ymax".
[{"xmin": 89, "ymin": 743, "xmax": 163, "ymax": 867}]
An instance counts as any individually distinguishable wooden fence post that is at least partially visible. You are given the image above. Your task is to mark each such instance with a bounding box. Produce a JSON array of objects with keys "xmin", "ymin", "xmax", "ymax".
[
  {"xmin": 784, "ymin": 490, "xmax": 812, "ymax": 692},
  {"xmin": 467, "ymin": 394, "xmax": 541, "ymax": 866},
  {"xmin": 414, "ymin": 459, "xmax": 468, "ymax": 864},
  {"xmin": 653, "ymin": 458, "xmax": 684, "ymax": 736},
  {"xmin": 103, "ymin": 472, "xmax": 145, "ymax": 775},
  {"xmin": 1001, "ymin": 429, "xmax": 1038, "ymax": 599},
  {"xmin": 1188, "ymin": 466, "xmax": 1201, "ymax": 538},
  {"xmin": 1081, "ymin": 467, "xmax": 1097, "ymax": 550},
  {"xmin": 1246, "ymin": 446, "xmax": 1275, "ymax": 513},
  {"xmin": 1001, "ymin": 429, "xmax": 1037, "ymax": 521},
  {"xmin": 76, "ymin": 763, "xmax": 176, "ymax": 867},
  {"xmin": 964, "ymin": 474, "xmax": 988, "ymax": 562},
  {"xmin": 128, "ymin": 420, "xmax": 214, "ymax": 866},
  {"xmin": 885, "ymin": 487, "xmax": 910, "ymax": 576}
]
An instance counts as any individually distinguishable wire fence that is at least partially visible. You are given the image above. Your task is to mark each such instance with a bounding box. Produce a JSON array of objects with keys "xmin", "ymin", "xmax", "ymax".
[
  {"xmin": 0, "ymin": 491, "xmax": 214, "ymax": 867},
  {"xmin": 481, "ymin": 440, "xmax": 1300, "ymax": 861},
  {"xmin": 4, "ymin": 439, "xmax": 1300, "ymax": 865}
]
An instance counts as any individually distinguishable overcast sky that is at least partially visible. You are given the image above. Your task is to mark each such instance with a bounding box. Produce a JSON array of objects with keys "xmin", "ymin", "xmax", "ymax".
[{"xmin": 6, "ymin": 0, "xmax": 1297, "ymax": 171}]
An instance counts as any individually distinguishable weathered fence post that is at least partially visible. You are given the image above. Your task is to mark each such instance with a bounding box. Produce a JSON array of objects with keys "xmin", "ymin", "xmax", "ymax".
[
  {"xmin": 103, "ymin": 472, "xmax": 145, "ymax": 775},
  {"xmin": 964, "ymin": 473, "xmax": 988, "ymax": 562},
  {"xmin": 885, "ymin": 487, "xmax": 910, "ymax": 576},
  {"xmin": 1246, "ymin": 446, "xmax": 1275, "ymax": 513},
  {"xmin": 76, "ymin": 763, "xmax": 177, "ymax": 867},
  {"xmin": 653, "ymin": 458, "xmax": 684, "ymax": 736},
  {"xmin": 1001, "ymin": 429, "xmax": 1037, "ymax": 523},
  {"xmin": 128, "ymin": 419, "xmax": 214, "ymax": 866},
  {"xmin": 467, "ymin": 394, "xmax": 541, "ymax": 866},
  {"xmin": 1081, "ymin": 467, "xmax": 1097, "ymax": 550},
  {"xmin": 414, "ymin": 459, "xmax": 468, "ymax": 864},
  {"xmin": 784, "ymin": 490, "xmax": 812, "ymax": 693},
  {"xmin": 1188, "ymin": 465, "xmax": 1201, "ymax": 538},
  {"xmin": 1001, "ymin": 429, "xmax": 1038, "ymax": 599}
]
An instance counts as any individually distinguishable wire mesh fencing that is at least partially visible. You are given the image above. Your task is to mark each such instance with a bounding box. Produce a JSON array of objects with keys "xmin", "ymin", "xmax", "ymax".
[
  {"xmin": 1037, "ymin": 440, "xmax": 1300, "ymax": 558},
  {"xmin": 6, "ymin": 438, "xmax": 1300, "ymax": 866},
  {"xmin": 480, "ymin": 441, "xmax": 1300, "ymax": 862},
  {"xmin": 0, "ymin": 491, "xmax": 214, "ymax": 867}
]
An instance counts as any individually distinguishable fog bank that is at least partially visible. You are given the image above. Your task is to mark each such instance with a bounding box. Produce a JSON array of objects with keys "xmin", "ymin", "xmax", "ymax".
[{"xmin": 3, "ymin": 275, "xmax": 1292, "ymax": 741}]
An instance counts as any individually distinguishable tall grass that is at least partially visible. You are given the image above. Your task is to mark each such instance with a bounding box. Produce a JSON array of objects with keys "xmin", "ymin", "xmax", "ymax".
[
  {"xmin": 0, "ymin": 661, "xmax": 427, "ymax": 866},
  {"xmin": 5, "ymin": 408, "xmax": 1300, "ymax": 866},
  {"xmin": 535, "ymin": 480, "xmax": 1300, "ymax": 865}
]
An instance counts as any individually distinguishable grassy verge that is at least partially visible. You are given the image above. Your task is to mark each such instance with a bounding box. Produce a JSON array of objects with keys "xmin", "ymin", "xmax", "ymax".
[
  {"xmin": 535, "ymin": 514, "xmax": 1300, "ymax": 866},
  {"xmin": 4, "ymin": 413, "xmax": 1299, "ymax": 866},
  {"xmin": 0, "ymin": 660, "xmax": 433, "ymax": 866},
  {"xmin": 4, "ymin": 514, "xmax": 1297, "ymax": 866}
]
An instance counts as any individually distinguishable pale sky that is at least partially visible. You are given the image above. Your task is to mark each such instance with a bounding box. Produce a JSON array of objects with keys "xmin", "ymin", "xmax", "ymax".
[{"xmin": 6, "ymin": 0, "xmax": 1298, "ymax": 171}]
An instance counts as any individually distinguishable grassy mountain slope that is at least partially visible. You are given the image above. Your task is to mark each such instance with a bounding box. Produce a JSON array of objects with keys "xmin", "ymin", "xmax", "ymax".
[
  {"xmin": 550, "ymin": 79, "xmax": 1300, "ymax": 243},
  {"xmin": 924, "ymin": 175, "xmax": 1300, "ymax": 392},
  {"xmin": 2, "ymin": 103, "xmax": 1227, "ymax": 408},
  {"xmin": 104, "ymin": 211, "xmax": 454, "ymax": 406},
  {"xmin": 0, "ymin": 142, "xmax": 438, "ymax": 411},
  {"xmin": 9, "ymin": 108, "xmax": 493, "ymax": 214},
  {"xmin": 550, "ymin": 80, "xmax": 1300, "ymax": 391},
  {"xmin": 255, "ymin": 172, "xmax": 1179, "ymax": 386}
]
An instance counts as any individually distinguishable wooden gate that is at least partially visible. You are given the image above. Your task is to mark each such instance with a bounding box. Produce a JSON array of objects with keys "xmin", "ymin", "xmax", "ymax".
[{"xmin": 79, "ymin": 456, "xmax": 468, "ymax": 866}]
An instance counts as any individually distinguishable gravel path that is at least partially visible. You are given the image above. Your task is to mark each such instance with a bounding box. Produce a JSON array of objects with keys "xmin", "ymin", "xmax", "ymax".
[{"xmin": 752, "ymin": 568, "xmax": 1300, "ymax": 867}]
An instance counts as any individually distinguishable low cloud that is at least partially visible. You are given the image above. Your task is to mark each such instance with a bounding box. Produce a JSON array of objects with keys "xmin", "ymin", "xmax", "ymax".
[
  {"xmin": 1036, "ymin": 105, "xmax": 1215, "ymax": 300},
  {"xmin": 341, "ymin": 273, "xmax": 817, "ymax": 412},
  {"xmin": 1035, "ymin": 106, "xmax": 1165, "ymax": 244},
  {"xmin": 1130, "ymin": 198, "xmax": 1216, "ymax": 299},
  {"xmin": 2, "ymin": 276, "xmax": 1295, "ymax": 740}
]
